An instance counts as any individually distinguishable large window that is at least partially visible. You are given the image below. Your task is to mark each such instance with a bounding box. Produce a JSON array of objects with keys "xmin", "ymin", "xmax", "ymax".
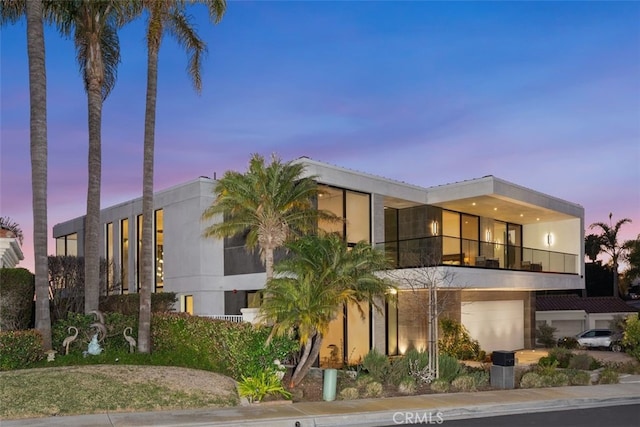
[
  {"xmin": 155, "ymin": 209, "xmax": 164, "ymax": 292},
  {"xmin": 105, "ymin": 223, "xmax": 114, "ymax": 294},
  {"xmin": 136, "ymin": 214, "xmax": 143, "ymax": 293},
  {"xmin": 55, "ymin": 233, "xmax": 78, "ymax": 256},
  {"xmin": 120, "ymin": 218, "xmax": 129, "ymax": 294},
  {"xmin": 318, "ymin": 185, "xmax": 371, "ymax": 245}
]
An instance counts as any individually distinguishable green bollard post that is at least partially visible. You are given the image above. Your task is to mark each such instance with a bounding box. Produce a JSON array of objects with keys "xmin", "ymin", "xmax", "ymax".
[{"xmin": 323, "ymin": 368, "xmax": 338, "ymax": 401}]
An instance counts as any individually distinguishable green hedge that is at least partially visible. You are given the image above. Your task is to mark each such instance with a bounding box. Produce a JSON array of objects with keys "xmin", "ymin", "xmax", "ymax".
[
  {"xmin": 0, "ymin": 268, "xmax": 35, "ymax": 330},
  {"xmin": 0, "ymin": 329, "xmax": 44, "ymax": 370},
  {"xmin": 151, "ymin": 313, "xmax": 299, "ymax": 379},
  {"xmin": 99, "ymin": 292, "xmax": 177, "ymax": 315},
  {"xmin": 52, "ymin": 312, "xmax": 138, "ymax": 355}
]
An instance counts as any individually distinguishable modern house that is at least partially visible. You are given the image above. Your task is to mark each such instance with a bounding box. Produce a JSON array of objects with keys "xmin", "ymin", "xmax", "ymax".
[{"xmin": 53, "ymin": 157, "xmax": 585, "ymax": 364}]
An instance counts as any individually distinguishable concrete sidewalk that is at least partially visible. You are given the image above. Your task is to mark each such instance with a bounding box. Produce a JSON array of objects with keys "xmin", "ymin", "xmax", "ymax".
[{"xmin": 4, "ymin": 380, "xmax": 640, "ymax": 427}]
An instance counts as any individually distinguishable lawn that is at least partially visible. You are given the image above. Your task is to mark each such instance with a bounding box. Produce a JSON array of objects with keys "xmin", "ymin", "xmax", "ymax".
[{"xmin": 0, "ymin": 365, "xmax": 239, "ymax": 420}]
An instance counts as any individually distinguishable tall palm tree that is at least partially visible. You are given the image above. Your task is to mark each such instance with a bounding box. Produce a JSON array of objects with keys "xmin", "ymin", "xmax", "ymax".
[
  {"xmin": 202, "ymin": 153, "xmax": 338, "ymax": 282},
  {"xmin": 137, "ymin": 0, "xmax": 225, "ymax": 354},
  {"xmin": 1, "ymin": 0, "xmax": 52, "ymax": 350},
  {"xmin": 590, "ymin": 213, "xmax": 632, "ymax": 297},
  {"xmin": 51, "ymin": 0, "xmax": 131, "ymax": 313},
  {"xmin": 261, "ymin": 233, "xmax": 392, "ymax": 387}
]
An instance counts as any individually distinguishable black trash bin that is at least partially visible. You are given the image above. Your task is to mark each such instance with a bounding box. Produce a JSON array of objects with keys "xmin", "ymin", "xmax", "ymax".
[{"xmin": 490, "ymin": 350, "xmax": 515, "ymax": 389}]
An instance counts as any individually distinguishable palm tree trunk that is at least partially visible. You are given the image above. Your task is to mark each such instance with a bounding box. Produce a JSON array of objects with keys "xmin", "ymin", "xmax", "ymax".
[
  {"xmin": 290, "ymin": 336, "xmax": 313, "ymax": 387},
  {"xmin": 138, "ymin": 34, "xmax": 161, "ymax": 354},
  {"xmin": 84, "ymin": 38, "xmax": 104, "ymax": 314},
  {"xmin": 265, "ymin": 247, "xmax": 274, "ymax": 281},
  {"xmin": 291, "ymin": 334, "xmax": 323, "ymax": 387},
  {"xmin": 26, "ymin": 0, "xmax": 52, "ymax": 350}
]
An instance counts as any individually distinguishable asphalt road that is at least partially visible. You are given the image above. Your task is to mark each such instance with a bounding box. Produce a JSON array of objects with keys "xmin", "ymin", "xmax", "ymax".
[{"xmin": 385, "ymin": 404, "xmax": 640, "ymax": 427}]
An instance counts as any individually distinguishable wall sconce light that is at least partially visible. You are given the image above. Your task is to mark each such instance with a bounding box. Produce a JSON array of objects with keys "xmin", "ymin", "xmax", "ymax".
[
  {"xmin": 431, "ymin": 220, "xmax": 439, "ymax": 236},
  {"xmin": 545, "ymin": 233, "xmax": 554, "ymax": 247},
  {"xmin": 485, "ymin": 229, "xmax": 492, "ymax": 242}
]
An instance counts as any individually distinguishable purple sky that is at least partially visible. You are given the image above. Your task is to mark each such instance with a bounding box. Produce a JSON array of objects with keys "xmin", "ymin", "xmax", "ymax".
[{"xmin": 1, "ymin": 1, "xmax": 639, "ymax": 272}]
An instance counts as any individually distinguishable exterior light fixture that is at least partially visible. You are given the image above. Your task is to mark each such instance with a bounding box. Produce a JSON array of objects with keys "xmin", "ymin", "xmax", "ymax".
[
  {"xmin": 431, "ymin": 220, "xmax": 439, "ymax": 236},
  {"xmin": 545, "ymin": 233, "xmax": 554, "ymax": 247}
]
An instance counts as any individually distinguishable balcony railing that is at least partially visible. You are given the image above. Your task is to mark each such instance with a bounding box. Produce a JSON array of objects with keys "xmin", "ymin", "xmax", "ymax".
[{"xmin": 376, "ymin": 236, "xmax": 578, "ymax": 274}]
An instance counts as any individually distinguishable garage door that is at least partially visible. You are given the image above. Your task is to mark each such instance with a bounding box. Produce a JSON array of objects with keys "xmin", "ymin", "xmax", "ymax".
[
  {"xmin": 551, "ymin": 320, "xmax": 585, "ymax": 339},
  {"xmin": 461, "ymin": 300, "xmax": 524, "ymax": 352}
]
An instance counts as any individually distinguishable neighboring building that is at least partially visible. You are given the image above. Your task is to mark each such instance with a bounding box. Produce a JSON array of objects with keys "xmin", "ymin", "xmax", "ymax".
[
  {"xmin": 53, "ymin": 157, "xmax": 585, "ymax": 363},
  {"xmin": 536, "ymin": 295, "xmax": 639, "ymax": 339},
  {"xmin": 0, "ymin": 228, "xmax": 24, "ymax": 268}
]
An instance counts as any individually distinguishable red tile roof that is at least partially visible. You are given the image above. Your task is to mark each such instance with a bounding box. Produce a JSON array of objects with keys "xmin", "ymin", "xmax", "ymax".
[{"xmin": 536, "ymin": 295, "xmax": 639, "ymax": 314}]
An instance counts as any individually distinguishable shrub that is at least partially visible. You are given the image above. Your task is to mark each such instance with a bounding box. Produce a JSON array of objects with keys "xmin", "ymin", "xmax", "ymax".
[
  {"xmin": 548, "ymin": 347, "xmax": 573, "ymax": 368},
  {"xmin": 439, "ymin": 318, "xmax": 483, "ymax": 360},
  {"xmin": 0, "ymin": 268, "xmax": 34, "ymax": 331},
  {"xmin": 520, "ymin": 372, "xmax": 545, "ymax": 388},
  {"xmin": 568, "ymin": 353, "xmax": 596, "ymax": 371},
  {"xmin": 237, "ymin": 370, "xmax": 291, "ymax": 403},
  {"xmin": 565, "ymin": 369, "xmax": 591, "ymax": 385},
  {"xmin": 48, "ymin": 256, "xmax": 115, "ymax": 322},
  {"xmin": 0, "ymin": 330, "xmax": 44, "ymax": 370},
  {"xmin": 597, "ymin": 368, "xmax": 619, "ymax": 384},
  {"xmin": 339, "ymin": 387, "xmax": 359, "ymax": 400},
  {"xmin": 546, "ymin": 372, "xmax": 569, "ymax": 387},
  {"xmin": 362, "ymin": 348, "xmax": 390, "ymax": 382},
  {"xmin": 52, "ymin": 312, "xmax": 138, "ymax": 355},
  {"xmin": 389, "ymin": 349, "xmax": 430, "ymax": 386},
  {"xmin": 364, "ymin": 381, "xmax": 383, "ymax": 398},
  {"xmin": 465, "ymin": 368, "xmax": 489, "ymax": 388},
  {"xmin": 451, "ymin": 375, "xmax": 477, "ymax": 392},
  {"xmin": 557, "ymin": 336, "xmax": 579, "ymax": 349},
  {"xmin": 151, "ymin": 313, "xmax": 299, "ymax": 379},
  {"xmin": 536, "ymin": 323, "xmax": 557, "ymax": 348},
  {"xmin": 535, "ymin": 357, "xmax": 559, "ymax": 376},
  {"xmin": 100, "ymin": 293, "xmax": 178, "ymax": 315},
  {"xmin": 430, "ymin": 378, "xmax": 450, "ymax": 393},
  {"xmin": 622, "ymin": 315, "xmax": 640, "ymax": 362},
  {"xmin": 398, "ymin": 378, "xmax": 417, "ymax": 394},
  {"xmin": 438, "ymin": 354, "xmax": 462, "ymax": 383}
]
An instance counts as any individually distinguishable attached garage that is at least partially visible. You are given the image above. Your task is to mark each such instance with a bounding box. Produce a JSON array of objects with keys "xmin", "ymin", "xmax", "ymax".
[{"xmin": 461, "ymin": 300, "xmax": 524, "ymax": 352}]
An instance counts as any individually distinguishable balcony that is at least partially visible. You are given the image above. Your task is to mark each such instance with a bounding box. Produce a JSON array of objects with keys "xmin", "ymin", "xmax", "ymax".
[{"xmin": 377, "ymin": 237, "xmax": 578, "ymax": 274}]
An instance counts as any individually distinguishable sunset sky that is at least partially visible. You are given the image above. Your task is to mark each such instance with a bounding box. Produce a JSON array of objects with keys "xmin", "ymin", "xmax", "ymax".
[{"xmin": 1, "ymin": 1, "xmax": 639, "ymax": 272}]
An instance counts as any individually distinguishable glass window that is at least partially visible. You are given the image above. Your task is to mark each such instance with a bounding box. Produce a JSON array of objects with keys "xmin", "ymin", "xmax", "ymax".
[
  {"xmin": 105, "ymin": 223, "xmax": 114, "ymax": 294},
  {"xmin": 318, "ymin": 185, "xmax": 344, "ymax": 237},
  {"xmin": 346, "ymin": 190, "xmax": 370, "ymax": 244},
  {"xmin": 183, "ymin": 295, "xmax": 193, "ymax": 315},
  {"xmin": 121, "ymin": 218, "xmax": 129, "ymax": 294},
  {"xmin": 66, "ymin": 233, "xmax": 78, "ymax": 256},
  {"xmin": 56, "ymin": 237, "xmax": 66, "ymax": 256},
  {"xmin": 136, "ymin": 215, "xmax": 143, "ymax": 293},
  {"xmin": 155, "ymin": 209, "xmax": 164, "ymax": 292}
]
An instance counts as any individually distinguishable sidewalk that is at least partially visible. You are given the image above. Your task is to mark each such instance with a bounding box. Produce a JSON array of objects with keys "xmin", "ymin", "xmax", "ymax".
[{"xmin": 4, "ymin": 379, "xmax": 640, "ymax": 427}]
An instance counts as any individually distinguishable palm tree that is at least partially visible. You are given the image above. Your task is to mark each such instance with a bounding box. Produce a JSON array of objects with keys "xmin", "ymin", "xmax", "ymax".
[
  {"xmin": 202, "ymin": 153, "xmax": 338, "ymax": 282},
  {"xmin": 261, "ymin": 233, "xmax": 392, "ymax": 387},
  {"xmin": 589, "ymin": 213, "xmax": 632, "ymax": 297},
  {"xmin": 585, "ymin": 234, "xmax": 603, "ymax": 263},
  {"xmin": 1, "ymin": 0, "xmax": 52, "ymax": 350},
  {"xmin": 50, "ymin": 0, "xmax": 132, "ymax": 314},
  {"xmin": 137, "ymin": 0, "xmax": 225, "ymax": 354}
]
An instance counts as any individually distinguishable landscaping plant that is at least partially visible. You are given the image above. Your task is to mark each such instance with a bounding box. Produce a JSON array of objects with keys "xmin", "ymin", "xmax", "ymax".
[{"xmin": 237, "ymin": 370, "xmax": 292, "ymax": 403}]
